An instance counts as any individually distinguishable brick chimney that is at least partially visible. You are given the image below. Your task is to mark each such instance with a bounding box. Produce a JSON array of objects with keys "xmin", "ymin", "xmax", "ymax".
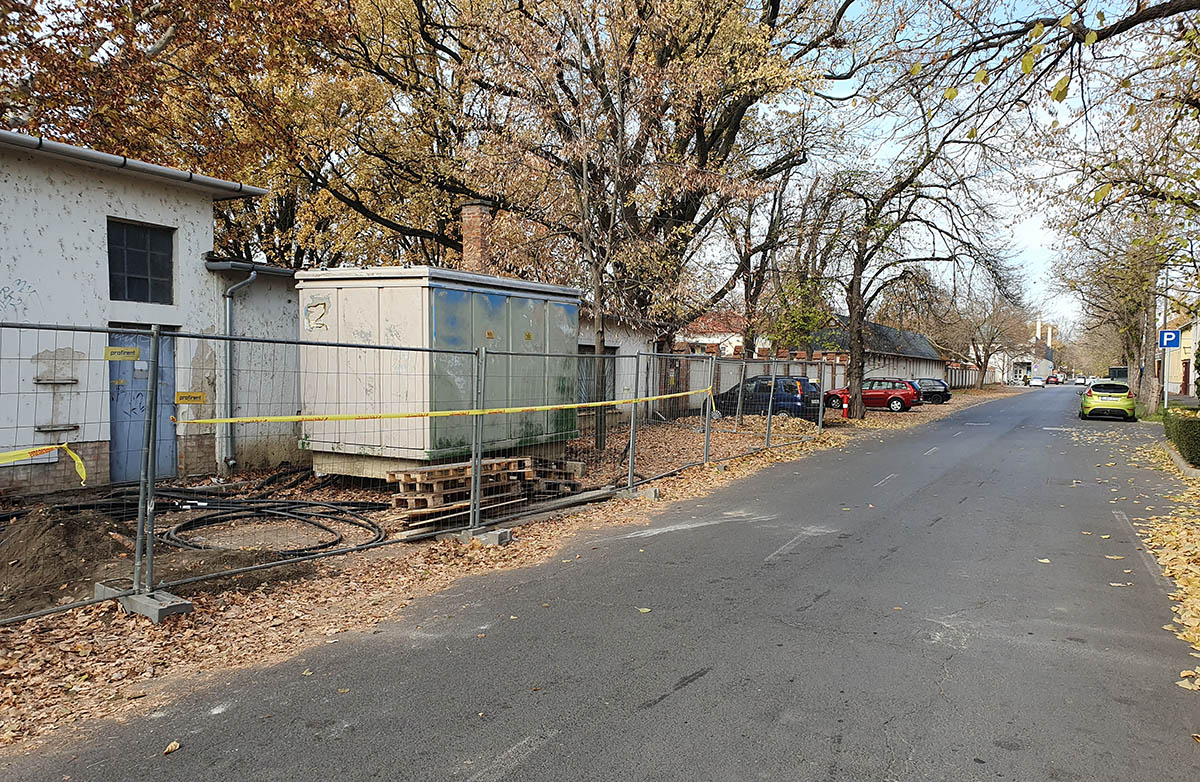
[{"xmin": 461, "ymin": 201, "xmax": 491, "ymax": 273}]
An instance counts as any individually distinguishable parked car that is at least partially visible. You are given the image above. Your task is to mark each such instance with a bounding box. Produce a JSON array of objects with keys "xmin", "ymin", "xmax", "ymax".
[
  {"xmin": 914, "ymin": 378, "xmax": 952, "ymax": 404},
  {"xmin": 1029, "ymin": 376, "xmax": 1046, "ymax": 387},
  {"xmin": 1086, "ymin": 375, "xmax": 1098, "ymax": 385},
  {"xmin": 1074, "ymin": 376, "xmax": 1087, "ymax": 385},
  {"xmin": 712, "ymin": 375, "xmax": 822, "ymax": 421},
  {"xmin": 1080, "ymin": 381, "xmax": 1137, "ymax": 421},
  {"xmin": 825, "ymin": 377, "xmax": 920, "ymax": 412},
  {"xmin": 1046, "ymin": 375, "xmax": 1060, "ymax": 385}
]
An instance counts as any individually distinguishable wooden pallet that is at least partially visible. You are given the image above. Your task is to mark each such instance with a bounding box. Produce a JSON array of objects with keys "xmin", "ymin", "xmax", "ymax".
[
  {"xmin": 392, "ymin": 480, "xmax": 521, "ymax": 510},
  {"xmin": 531, "ymin": 477, "xmax": 582, "ymax": 494},
  {"xmin": 394, "ymin": 492, "xmax": 529, "ymax": 528},
  {"xmin": 386, "ymin": 457, "xmax": 531, "ymax": 484},
  {"xmin": 398, "ymin": 470, "xmax": 528, "ymax": 495}
]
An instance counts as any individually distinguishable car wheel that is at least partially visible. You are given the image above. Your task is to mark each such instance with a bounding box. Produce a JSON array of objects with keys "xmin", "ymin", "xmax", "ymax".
[
  {"xmin": 888, "ymin": 398, "xmax": 905, "ymax": 412},
  {"xmin": 827, "ymin": 396, "xmax": 843, "ymax": 409},
  {"xmin": 932, "ymin": 393, "xmax": 945, "ymax": 404},
  {"xmin": 1078, "ymin": 410, "xmax": 1086, "ymax": 420},
  {"xmin": 773, "ymin": 411, "xmax": 790, "ymax": 422}
]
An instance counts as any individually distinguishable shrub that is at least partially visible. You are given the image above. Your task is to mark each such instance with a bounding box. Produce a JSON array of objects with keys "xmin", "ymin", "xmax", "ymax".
[{"xmin": 1164, "ymin": 408, "xmax": 1200, "ymax": 466}]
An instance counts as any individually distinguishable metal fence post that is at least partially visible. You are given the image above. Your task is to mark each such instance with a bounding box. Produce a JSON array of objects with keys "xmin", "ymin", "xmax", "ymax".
[
  {"xmin": 468, "ymin": 346, "xmax": 486, "ymax": 530},
  {"xmin": 627, "ymin": 352, "xmax": 640, "ymax": 488},
  {"xmin": 734, "ymin": 360, "xmax": 747, "ymax": 431},
  {"xmin": 703, "ymin": 356, "xmax": 715, "ymax": 464},
  {"xmin": 131, "ymin": 326, "xmax": 161, "ymax": 594},
  {"xmin": 764, "ymin": 359, "xmax": 778, "ymax": 448},
  {"xmin": 142, "ymin": 325, "xmax": 162, "ymax": 592},
  {"xmin": 816, "ymin": 361, "xmax": 825, "ymax": 434}
]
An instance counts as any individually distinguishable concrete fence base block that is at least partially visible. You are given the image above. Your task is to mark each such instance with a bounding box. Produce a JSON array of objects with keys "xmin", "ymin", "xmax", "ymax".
[
  {"xmin": 94, "ymin": 581, "xmax": 193, "ymax": 623},
  {"xmin": 618, "ymin": 486, "xmax": 662, "ymax": 501},
  {"xmin": 444, "ymin": 528, "xmax": 513, "ymax": 547}
]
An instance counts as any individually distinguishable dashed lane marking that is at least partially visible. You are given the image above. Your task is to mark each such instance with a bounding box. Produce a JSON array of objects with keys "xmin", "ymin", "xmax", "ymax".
[
  {"xmin": 764, "ymin": 526, "xmax": 839, "ymax": 562},
  {"xmin": 873, "ymin": 473, "xmax": 898, "ymax": 487}
]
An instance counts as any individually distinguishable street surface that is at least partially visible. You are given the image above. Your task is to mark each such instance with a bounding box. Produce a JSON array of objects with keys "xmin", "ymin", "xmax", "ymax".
[{"xmin": 6, "ymin": 386, "xmax": 1200, "ymax": 781}]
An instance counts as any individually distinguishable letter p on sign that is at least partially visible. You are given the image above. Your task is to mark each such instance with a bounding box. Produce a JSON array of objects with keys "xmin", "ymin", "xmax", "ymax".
[{"xmin": 1160, "ymin": 329, "xmax": 1181, "ymax": 348}]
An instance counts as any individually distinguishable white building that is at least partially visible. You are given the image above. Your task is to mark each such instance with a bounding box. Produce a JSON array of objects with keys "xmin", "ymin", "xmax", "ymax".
[{"xmin": 0, "ymin": 130, "xmax": 299, "ymax": 492}]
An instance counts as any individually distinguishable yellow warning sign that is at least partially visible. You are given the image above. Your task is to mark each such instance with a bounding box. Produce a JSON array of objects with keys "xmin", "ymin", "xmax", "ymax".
[
  {"xmin": 175, "ymin": 391, "xmax": 207, "ymax": 404},
  {"xmin": 104, "ymin": 346, "xmax": 141, "ymax": 361},
  {"xmin": 0, "ymin": 443, "xmax": 87, "ymax": 484},
  {"xmin": 485, "ymin": 330, "xmax": 495, "ymax": 339}
]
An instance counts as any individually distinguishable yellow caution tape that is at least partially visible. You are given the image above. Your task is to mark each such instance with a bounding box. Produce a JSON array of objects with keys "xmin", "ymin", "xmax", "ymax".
[
  {"xmin": 0, "ymin": 443, "xmax": 87, "ymax": 485},
  {"xmin": 174, "ymin": 386, "xmax": 714, "ymax": 426}
]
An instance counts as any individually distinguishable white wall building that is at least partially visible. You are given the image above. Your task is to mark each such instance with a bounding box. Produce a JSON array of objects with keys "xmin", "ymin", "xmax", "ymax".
[{"xmin": 0, "ymin": 130, "xmax": 299, "ymax": 492}]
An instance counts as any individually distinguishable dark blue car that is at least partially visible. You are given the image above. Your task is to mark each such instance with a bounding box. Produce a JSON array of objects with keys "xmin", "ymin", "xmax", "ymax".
[{"xmin": 712, "ymin": 375, "xmax": 823, "ymax": 421}]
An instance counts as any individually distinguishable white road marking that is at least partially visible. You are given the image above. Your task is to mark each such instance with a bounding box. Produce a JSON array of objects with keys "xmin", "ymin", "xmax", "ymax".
[
  {"xmin": 923, "ymin": 447, "xmax": 938, "ymax": 456},
  {"xmin": 952, "ymin": 431, "xmax": 963, "ymax": 437},
  {"xmin": 466, "ymin": 731, "xmax": 560, "ymax": 782},
  {"xmin": 873, "ymin": 473, "xmax": 898, "ymax": 487},
  {"xmin": 1111, "ymin": 510, "xmax": 1171, "ymax": 590},
  {"xmin": 619, "ymin": 514, "xmax": 776, "ymax": 539},
  {"xmin": 764, "ymin": 526, "xmax": 839, "ymax": 562},
  {"xmin": 1042, "ymin": 426, "xmax": 1071, "ymax": 431},
  {"xmin": 209, "ymin": 702, "xmax": 230, "ymax": 715},
  {"xmin": 964, "ymin": 422, "xmax": 990, "ymax": 426}
]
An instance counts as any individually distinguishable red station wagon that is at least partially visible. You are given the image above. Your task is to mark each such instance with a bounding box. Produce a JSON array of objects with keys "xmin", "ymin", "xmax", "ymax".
[{"xmin": 825, "ymin": 378, "xmax": 921, "ymax": 412}]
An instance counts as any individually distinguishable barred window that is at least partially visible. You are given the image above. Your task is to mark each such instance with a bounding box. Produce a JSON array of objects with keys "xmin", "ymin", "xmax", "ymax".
[{"xmin": 108, "ymin": 219, "xmax": 173, "ymax": 304}]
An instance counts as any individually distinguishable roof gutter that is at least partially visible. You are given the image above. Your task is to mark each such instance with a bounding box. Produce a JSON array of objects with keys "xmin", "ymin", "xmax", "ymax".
[
  {"xmin": 203, "ymin": 255, "xmax": 295, "ymax": 278},
  {"xmin": 0, "ymin": 129, "xmax": 268, "ymax": 200}
]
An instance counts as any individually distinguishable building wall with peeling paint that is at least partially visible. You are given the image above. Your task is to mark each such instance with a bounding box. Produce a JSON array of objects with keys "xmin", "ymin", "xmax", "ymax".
[{"xmin": 0, "ymin": 148, "xmax": 302, "ymax": 492}]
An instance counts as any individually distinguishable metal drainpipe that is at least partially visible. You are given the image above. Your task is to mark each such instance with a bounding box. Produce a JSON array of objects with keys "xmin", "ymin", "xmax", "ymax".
[{"xmin": 222, "ymin": 270, "xmax": 258, "ymax": 470}]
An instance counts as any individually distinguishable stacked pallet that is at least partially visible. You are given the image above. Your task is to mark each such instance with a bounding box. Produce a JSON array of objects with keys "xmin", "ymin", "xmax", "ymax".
[
  {"xmin": 388, "ymin": 457, "xmax": 532, "ymax": 529},
  {"xmin": 528, "ymin": 459, "xmax": 584, "ymax": 500},
  {"xmin": 387, "ymin": 457, "xmax": 588, "ymax": 533}
]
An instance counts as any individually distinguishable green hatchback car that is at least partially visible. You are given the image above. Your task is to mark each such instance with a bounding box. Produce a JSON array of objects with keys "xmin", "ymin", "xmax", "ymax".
[{"xmin": 1080, "ymin": 381, "xmax": 1137, "ymax": 421}]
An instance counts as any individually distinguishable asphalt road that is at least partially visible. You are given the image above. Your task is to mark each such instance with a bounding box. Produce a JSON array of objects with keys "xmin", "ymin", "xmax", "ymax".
[{"xmin": 7, "ymin": 387, "xmax": 1200, "ymax": 781}]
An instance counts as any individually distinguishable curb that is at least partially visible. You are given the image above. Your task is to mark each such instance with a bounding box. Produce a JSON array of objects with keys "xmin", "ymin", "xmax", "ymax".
[{"xmin": 1158, "ymin": 440, "xmax": 1200, "ymax": 479}]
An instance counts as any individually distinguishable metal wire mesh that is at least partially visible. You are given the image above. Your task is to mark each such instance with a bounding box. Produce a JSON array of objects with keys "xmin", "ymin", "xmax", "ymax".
[{"xmin": 2, "ymin": 323, "xmax": 836, "ymax": 624}]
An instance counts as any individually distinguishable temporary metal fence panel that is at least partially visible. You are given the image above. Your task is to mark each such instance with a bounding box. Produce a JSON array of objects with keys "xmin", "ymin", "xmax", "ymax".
[
  {"xmin": 3, "ymin": 323, "xmax": 826, "ymax": 625},
  {"xmin": 1, "ymin": 323, "xmax": 155, "ymax": 622}
]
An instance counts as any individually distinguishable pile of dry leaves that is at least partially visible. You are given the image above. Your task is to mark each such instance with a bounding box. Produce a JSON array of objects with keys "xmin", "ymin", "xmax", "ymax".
[
  {"xmin": 1129, "ymin": 453, "xmax": 1200, "ymax": 689},
  {"xmin": 0, "ymin": 432, "xmax": 845, "ymax": 750}
]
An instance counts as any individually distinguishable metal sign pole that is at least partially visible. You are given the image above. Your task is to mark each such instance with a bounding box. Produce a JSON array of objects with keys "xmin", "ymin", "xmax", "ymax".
[
  {"xmin": 1164, "ymin": 345, "xmax": 1170, "ymax": 413},
  {"xmin": 816, "ymin": 362, "xmax": 825, "ymax": 434}
]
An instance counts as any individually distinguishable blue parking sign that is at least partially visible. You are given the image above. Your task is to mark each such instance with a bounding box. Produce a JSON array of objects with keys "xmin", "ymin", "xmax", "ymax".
[{"xmin": 1160, "ymin": 329, "xmax": 1181, "ymax": 348}]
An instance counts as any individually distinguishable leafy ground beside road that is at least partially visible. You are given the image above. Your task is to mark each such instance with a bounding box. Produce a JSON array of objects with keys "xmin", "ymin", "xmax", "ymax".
[{"xmin": 0, "ymin": 384, "xmax": 1027, "ymax": 751}]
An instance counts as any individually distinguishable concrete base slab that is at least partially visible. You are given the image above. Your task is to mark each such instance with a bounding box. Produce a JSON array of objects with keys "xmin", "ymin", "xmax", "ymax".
[
  {"xmin": 617, "ymin": 486, "xmax": 662, "ymax": 501},
  {"xmin": 95, "ymin": 582, "xmax": 193, "ymax": 622},
  {"xmin": 441, "ymin": 528, "xmax": 514, "ymax": 546}
]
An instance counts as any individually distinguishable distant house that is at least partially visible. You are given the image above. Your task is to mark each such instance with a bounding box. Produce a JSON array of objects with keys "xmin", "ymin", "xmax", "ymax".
[
  {"xmin": 678, "ymin": 311, "xmax": 772, "ymax": 357},
  {"xmin": 0, "ymin": 130, "xmax": 297, "ymax": 492},
  {"xmin": 801, "ymin": 315, "xmax": 948, "ymax": 381},
  {"xmin": 1164, "ymin": 314, "xmax": 1193, "ymax": 396}
]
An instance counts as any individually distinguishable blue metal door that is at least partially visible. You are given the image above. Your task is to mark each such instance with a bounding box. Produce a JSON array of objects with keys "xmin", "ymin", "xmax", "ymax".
[{"xmin": 109, "ymin": 332, "xmax": 177, "ymax": 483}]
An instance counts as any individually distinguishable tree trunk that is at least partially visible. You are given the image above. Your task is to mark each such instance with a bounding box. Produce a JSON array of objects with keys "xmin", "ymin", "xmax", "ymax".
[
  {"xmin": 1135, "ymin": 283, "xmax": 1160, "ymax": 416},
  {"xmin": 847, "ymin": 255, "xmax": 867, "ymax": 419},
  {"xmin": 592, "ymin": 260, "xmax": 607, "ymax": 450}
]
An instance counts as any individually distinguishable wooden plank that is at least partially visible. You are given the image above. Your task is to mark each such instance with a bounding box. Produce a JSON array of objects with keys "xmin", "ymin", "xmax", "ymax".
[
  {"xmin": 392, "ymin": 482, "xmax": 522, "ymax": 512},
  {"xmin": 386, "ymin": 456, "xmax": 532, "ymax": 483}
]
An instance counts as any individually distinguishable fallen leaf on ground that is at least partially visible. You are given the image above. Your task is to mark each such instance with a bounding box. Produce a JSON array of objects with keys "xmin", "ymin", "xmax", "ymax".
[
  {"xmin": 636, "ymin": 607, "xmax": 652, "ymax": 613},
  {"xmin": 1037, "ymin": 559, "xmax": 1051, "ymax": 564},
  {"xmin": 1105, "ymin": 555, "xmax": 1125, "ymax": 560},
  {"xmin": 163, "ymin": 740, "xmax": 180, "ymax": 755},
  {"xmin": 1100, "ymin": 535, "xmax": 1111, "ymax": 539},
  {"xmin": 1081, "ymin": 531, "xmax": 1093, "ymax": 535},
  {"xmin": 301, "ymin": 669, "xmax": 313, "ymax": 676}
]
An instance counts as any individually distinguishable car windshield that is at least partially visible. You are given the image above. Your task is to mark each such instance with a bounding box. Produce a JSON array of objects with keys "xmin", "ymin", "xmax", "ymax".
[{"xmin": 1092, "ymin": 383, "xmax": 1128, "ymax": 394}]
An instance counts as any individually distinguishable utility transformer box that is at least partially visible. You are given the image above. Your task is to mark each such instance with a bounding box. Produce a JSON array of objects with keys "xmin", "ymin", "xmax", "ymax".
[{"xmin": 294, "ymin": 267, "xmax": 582, "ymax": 478}]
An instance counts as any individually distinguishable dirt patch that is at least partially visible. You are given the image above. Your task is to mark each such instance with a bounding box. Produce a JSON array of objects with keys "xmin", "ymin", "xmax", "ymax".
[{"xmin": 0, "ymin": 509, "xmax": 133, "ymax": 616}]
